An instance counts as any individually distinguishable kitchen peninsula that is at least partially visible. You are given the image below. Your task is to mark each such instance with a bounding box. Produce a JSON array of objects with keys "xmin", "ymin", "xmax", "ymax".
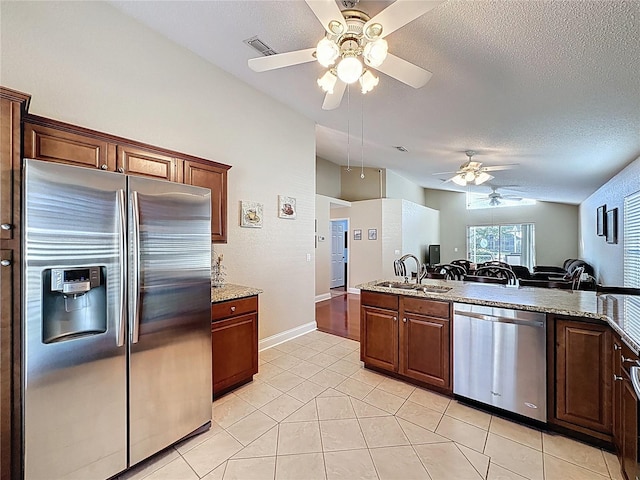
[{"xmin": 357, "ymin": 278, "xmax": 639, "ymax": 480}]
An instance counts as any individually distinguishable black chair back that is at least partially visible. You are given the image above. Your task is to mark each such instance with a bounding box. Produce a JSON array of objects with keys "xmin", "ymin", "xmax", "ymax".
[
  {"xmin": 463, "ymin": 275, "xmax": 508, "ymax": 285},
  {"xmin": 433, "ymin": 264, "xmax": 465, "ymax": 281},
  {"xmin": 479, "ymin": 260, "xmax": 512, "ymax": 270},
  {"xmin": 450, "ymin": 259, "xmax": 472, "ymax": 274},
  {"xmin": 474, "ymin": 266, "xmax": 517, "ymax": 285}
]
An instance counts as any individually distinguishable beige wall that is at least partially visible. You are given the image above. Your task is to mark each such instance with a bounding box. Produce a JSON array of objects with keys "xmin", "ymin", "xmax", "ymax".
[
  {"xmin": 386, "ymin": 170, "xmax": 426, "ymax": 206},
  {"xmin": 315, "ymin": 195, "xmax": 333, "ymax": 298},
  {"xmin": 341, "ymin": 167, "xmax": 383, "ymax": 201},
  {"xmin": 1, "ymin": 1, "xmax": 316, "ymax": 340},
  {"xmin": 425, "ymin": 189, "xmax": 579, "ymax": 267},
  {"xmin": 316, "ymin": 157, "xmax": 341, "ymax": 199}
]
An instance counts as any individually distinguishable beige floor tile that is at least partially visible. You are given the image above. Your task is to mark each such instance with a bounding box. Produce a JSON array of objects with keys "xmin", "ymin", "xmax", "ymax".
[
  {"xmin": 275, "ymin": 452, "xmax": 326, "ymax": 480},
  {"xmin": 253, "ymin": 363, "xmax": 285, "ymax": 383},
  {"xmin": 489, "ymin": 416, "xmax": 542, "ymax": 451},
  {"xmin": 269, "ymin": 354, "xmax": 302, "ymax": 371},
  {"xmin": 259, "ymin": 348, "xmax": 284, "ymax": 363},
  {"xmin": 351, "ymin": 397, "xmax": 390, "ymax": 418},
  {"xmin": 376, "ymin": 376, "xmax": 416, "ymax": 399},
  {"xmin": 200, "ymin": 462, "xmax": 227, "ymax": 480},
  {"xmin": 362, "ymin": 388, "xmax": 405, "ymax": 414},
  {"xmin": 457, "ymin": 443, "xmax": 491, "ymax": 478},
  {"xmin": 307, "ymin": 352, "xmax": 340, "ymax": 368},
  {"xmin": 343, "ymin": 350, "xmax": 363, "ymax": 364},
  {"xmin": 359, "ymin": 415, "xmax": 409, "ymax": 448},
  {"xmin": 308, "ymin": 369, "xmax": 347, "ymax": 389},
  {"xmin": 369, "ymin": 445, "xmax": 430, "ymax": 479},
  {"xmin": 487, "ymin": 462, "xmax": 528, "ymax": 480},
  {"xmin": 265, "ymin": 371, "xmax": 305, "ymax": 392},
  {"xmin": 212, "ymin": 395, "xmax": 257, "ymax": 429},
  {"xmin": 289, "ymin": 334, "xmax": 314, "ymax": 346},
  {"xmin": 281, "ymin": 399, "xmax": 318, "ymax": 422},
  {"xmin": 119, "ymin": 448, "xmax": 180, "ymax": 480},
  {"xmin": 436, "ymin": 415, "xmax": 488, "ymax": 452},
  {"xmin": 277, "ymin": 421, "xmax": 322, "ymax": 455},
  {"xmin": 603, "ymin": 449, "xmax": 624, "ymax": 480},
  {"xmin": 175, "ymin": 421, "xmax": 224, "ymax": 455},
  {"xmin": 223, "ymin": 456, "xmax": 276, "ymax": 480},
  {"xmin": 542, "ymin": 432, "xmax": 609, "ymax": 476},
  {"xmin": 543, "ymin": 453, "xmax": 610, "ymax": 480},
  {"xmin": 286, "ymin": 381, "xmax": 326, "ymax": 403},
  {"xmin": 326, "ymin": 358, "xmax": 362, "ymax": 376},
  {"xmin": 324, "ymin": 448, "xmax": 378, "ymax": 480},
  {"xmin": 396, "ymin": 400, "xmax": 443, "ymax": 431},
  {"xmin": 286, "ymin": 360, "xmax": 324, "ymax": 379},
  {"xmin": 339, "ymin": 338, "xmax": 360, "ymax": 350},
  {"xmin": 445, "ymin": 401, "xmax": 492, "ymax": 430},
  {"xmin": 308, "ymin": 339, "xmax": 334, "ymax": 352},
  {"xmin": 483, "ymin": 433, "xmax": 543, "ymax": 480},
  {"xmin": 320, "ymin": 418, "xmax": 367, "ymax": 451},
  {"xmin": 272, "ymin": 342, "xmax": 299, "ymax": 354},
  {"xmin": 226, "ymin": 410, "xmax": 277, "ymax": 446},
  {"xmin": 324, "ymin": 344, "xmax": 354, "ymax": 358},
  {"xmin": 182, "ymin": 431, "xmax": 243, "ymax": 477},
  {"xmin": 349, "ymin": 368, "xmax": 386, "ymax": 387},
  {"xmin": 235, "ymin": 381, "xmax": 283, "ymax": 409},
  {"xmin": 317, "ymin": 387, "xmax": 348, "ymax": 397},
  {"xmin": 258, "ymin": 357, "xmax": 266, "ymax": 366},
  {"xmin": 316, "ymin": 395, "xmax": 356, "ymax": 420},
  {"xmin": 397, "ymin": 418, "xmax": 451, "ymax": 445},
  {"xmin": 288, "ymin": 346, "xmax": 319, "ymax": 361},
  {"xmin": 231, "ymin": 426, "xmax": 278, "ymax": 459},
  {"xmin": 406, "ymin": 387, "xmax": 451, "ymax": 413},
  {"xmin": 321, "ymin": 333, "xmax": 346, "ymax": 346},
  {"xmin": 259, "ymin": 394, "xmax": 304, "ymax": 422},
  {"xmin": 414, "ymin": 442, "xmax": 482, "ymax": 480},
  {"xmin": 335, "ymin": 377, "xmax": 375, "ymax": 399}
]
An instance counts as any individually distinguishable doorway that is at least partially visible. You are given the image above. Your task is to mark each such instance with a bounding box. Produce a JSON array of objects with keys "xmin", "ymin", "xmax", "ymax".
[{"xmin": 330, "ymin": 219, "xmax": 348, "ymax": 293}]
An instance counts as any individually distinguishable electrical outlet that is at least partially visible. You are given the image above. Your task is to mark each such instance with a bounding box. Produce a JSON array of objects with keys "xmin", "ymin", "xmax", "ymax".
[
  {"xmin": 306, "ymin": 253, "xmax": 311, "ymax": 262},
  {"xmin": 394, "ymin": 250, "xmax": 400, "ymax": 255}
]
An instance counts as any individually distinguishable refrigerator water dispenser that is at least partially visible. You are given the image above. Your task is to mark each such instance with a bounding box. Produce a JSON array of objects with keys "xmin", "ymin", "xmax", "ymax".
[{"xmin": 42, "ymin": 266, "xmax": 107, "ymax": 343}]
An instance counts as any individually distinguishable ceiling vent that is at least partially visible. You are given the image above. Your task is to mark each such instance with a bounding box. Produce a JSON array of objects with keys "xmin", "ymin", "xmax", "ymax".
[
  {"xmin": 244, "ymin": 36, "xmax": 277, "ymax": 56},
  {"xmin": 394, "ymin": 146, "xmax": 408, "ymax": 152}
]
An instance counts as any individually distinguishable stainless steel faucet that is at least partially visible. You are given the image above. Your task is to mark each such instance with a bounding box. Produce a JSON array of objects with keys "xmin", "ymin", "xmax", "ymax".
[{"xmin": 398, "ymin": 254, "xmax": 425, "ymax": 284}]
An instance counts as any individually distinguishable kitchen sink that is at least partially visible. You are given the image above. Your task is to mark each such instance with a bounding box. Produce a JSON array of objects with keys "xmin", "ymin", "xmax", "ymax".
[
  {"xmin": 374, "ymin": 282, "xmax": 452, "ymax": 294},
  {"xmin": 418, "ymin": 285, "xmax": 453, "ymax": 294}
]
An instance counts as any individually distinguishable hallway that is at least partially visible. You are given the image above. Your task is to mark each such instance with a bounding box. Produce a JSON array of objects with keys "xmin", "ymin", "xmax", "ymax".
[{"xmin": 315, "ymin": 292, "xmax": 360, "ymax": 341}]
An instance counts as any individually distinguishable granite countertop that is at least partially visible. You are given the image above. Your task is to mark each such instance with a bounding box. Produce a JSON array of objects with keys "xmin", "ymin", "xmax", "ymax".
[
  {"xmin": 211, "ymin": 284, "xmax": 263, "ymax": 303},
  {"xmin": 357, "ymin": 278, "xmax": 640, "ymax": 354}
]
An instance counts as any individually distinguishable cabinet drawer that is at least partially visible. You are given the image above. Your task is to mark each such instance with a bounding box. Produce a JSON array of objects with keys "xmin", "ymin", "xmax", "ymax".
[
  {"xmin": 402, "ymin": 297, "xmax": 450, "ymax": 319},
  {"xmin": 212, "ymin": 296, "xmax": 258, "ymax": 321},
  {"xmin": 361, "ymin": 291, "xmax": 398, "ymax": 311}
]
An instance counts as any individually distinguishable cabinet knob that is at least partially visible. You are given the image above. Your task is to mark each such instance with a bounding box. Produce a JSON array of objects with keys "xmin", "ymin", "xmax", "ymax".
[
  {"xmin": 402, "ymin": 317, "xmax": 407, "ymax": 323},
  {"xmin": 613, "ymin": 374, "xmax": 623, "ymax": 381},
  {"xmin": 118, "ymin": 167, "xmax": 125, "ymax": 173},
  {"xmin": 622, "ymin": 355, "xmax": 639, "ymax": 365},
  {"xmin": 230, "ymin": 306, "xmax": 236, "ymax": 312},
  {"xmin": 1, "ymin": 260, "xmax": 10, "ymax": 267},
  {"xmin": 393, "ymin": 316, "xmax": 397, "ymax": 322},
  {"xmin": 1, "ymin": 223, "xmax": 11, "ymax": 230},
  {"xmin": 614, "ymin": 343, "xmax": 622, "ymax": 351},
  {"xmin": 101, "ymin": 164, "xmax": 108, "ymax": 170}
]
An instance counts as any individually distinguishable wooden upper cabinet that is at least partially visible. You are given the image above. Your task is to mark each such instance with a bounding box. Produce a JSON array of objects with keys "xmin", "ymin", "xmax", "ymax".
[
  {"xmin": 117, "ymin": 145, "xmax": 182, "ymax": 182},
  {"xmin": 184, "ymin": 160, "xmax": 229, "ymax": 243},
  {"xmin": 24, "ymin": 122, "xmax": 116, "ymax": 171}
]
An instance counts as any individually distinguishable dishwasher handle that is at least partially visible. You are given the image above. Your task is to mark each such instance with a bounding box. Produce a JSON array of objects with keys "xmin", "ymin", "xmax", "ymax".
[
  {"xmin": 454, "ymin": 310, "xmax": 545, "ymax": 328},
  {"xmin": 631, "ymin": 366, "xmax": 640, "ymax": 397}
]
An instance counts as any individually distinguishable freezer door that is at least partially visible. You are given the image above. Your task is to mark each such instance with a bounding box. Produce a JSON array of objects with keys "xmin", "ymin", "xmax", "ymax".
[
  {"xmin": 128, "ymin": 176, "xmax": 212, "ymax": 465},
  {"xmin": 23, "ymin": 160, "xmax": 127, "ymax": 479}
]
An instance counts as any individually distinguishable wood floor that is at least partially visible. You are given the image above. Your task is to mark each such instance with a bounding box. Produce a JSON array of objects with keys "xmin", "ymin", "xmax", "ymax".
[{"xmin": 315, "ymin": 291, "xmax": 360, "ymax": 341}]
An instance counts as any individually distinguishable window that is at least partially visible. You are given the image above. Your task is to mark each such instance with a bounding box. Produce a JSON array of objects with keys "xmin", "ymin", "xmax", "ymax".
[
  {"xmin": 466, "ymin": 223, "xmax": 536, "ymax": 270},
  {"xmin": 466, "ymin": 192, "xmax": 536, "ymax": 210},
  {"xmin": 624, "ymin": 190, "xmax": 640, "ymax": 287}
]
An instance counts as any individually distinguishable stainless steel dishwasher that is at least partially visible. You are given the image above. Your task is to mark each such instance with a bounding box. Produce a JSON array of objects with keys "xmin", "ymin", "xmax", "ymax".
[{"xmin": 453, "ymin": 303, "xmax": 547, "ymax": 422}]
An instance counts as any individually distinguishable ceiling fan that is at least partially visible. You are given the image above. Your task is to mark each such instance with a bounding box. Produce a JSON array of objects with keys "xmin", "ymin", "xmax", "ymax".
[
  {"xmin": 433, "ymin": 151, "xmax": 518, "ymax": 186},
  {"xmin": 487, "ymin": 186, "xmax": 523, "ymax": 206},
  {"xmin": 247, "ymin": 0, "xmax": 443, "ymax": 110}
]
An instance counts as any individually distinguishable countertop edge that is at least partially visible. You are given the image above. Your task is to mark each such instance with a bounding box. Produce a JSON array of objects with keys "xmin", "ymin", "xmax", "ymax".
[{"xmin": 211, "ymin": 284, "xmax": 263, "ymax": 303}]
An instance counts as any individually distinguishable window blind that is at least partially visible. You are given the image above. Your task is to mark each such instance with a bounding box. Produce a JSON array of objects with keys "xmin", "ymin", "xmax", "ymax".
[{"xmin": 623, "ymin": 190, "xmax": 640, "ymax": 288}]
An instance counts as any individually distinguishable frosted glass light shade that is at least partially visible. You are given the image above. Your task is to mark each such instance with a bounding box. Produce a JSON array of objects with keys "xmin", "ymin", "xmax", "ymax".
[
  {"xmin": 363, "ymin": 39, "xmax": 388, "ymax": 67},
  {"xmin": 474, "ymin": 172, "xmax": 492, "ymax": 185},
  {"xmin": 316, "ymin": 38, "xmax": 339, "ymax": 67},
  {"xmin": 359, "ymin": 70, "xmax": 379, "ymax": 94},
  {"xmin": 452, "ymin": 175, "xmax": 467, "ymax": 186},
  {"xmin": 317, "ymin": 70, "xmax": 337, "ymax": 94},
  {"xmin": 337, "ymin": 56, "xmax": 363, "ymax": 84}
]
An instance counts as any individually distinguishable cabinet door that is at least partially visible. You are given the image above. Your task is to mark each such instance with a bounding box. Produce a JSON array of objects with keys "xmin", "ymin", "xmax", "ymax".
[
  {"xmin": 621, "ymin": 376, "xmax": 638, "ymax": 480},
  {"xmin": 613, "ymin": 338, "xmax": 623, "ymax": 452},
  {"xmin": 212, "ymin": 313, "xmax": 258, "ymax": 395},
  {"xmin": 1, "ymin": 98, "xmax": 21, "ymax": 241},
  {"xmin": 0, "ymin": 249, "xmax": 13, "ymax": 480},
  {"xmin": 555, "ymin": 319, "xmax": 612, "ymax": 434},
  {"xmin": 184, "ymin": 161, "xmax": 228, "ymax": 243},
  {"xmin": 400, "ymin": 313, "xmax": 450, "ymax": 389},
  {"xmin": 361, "ymin": 305, "xmax": 398, "ymax": 372},
  {"xmin": 117, "ymin": 145, "xmax": 181, "ymax": 181},
  {"xmin": 24, "ymin": 122, "xmax": 116, "ymax": 171}
]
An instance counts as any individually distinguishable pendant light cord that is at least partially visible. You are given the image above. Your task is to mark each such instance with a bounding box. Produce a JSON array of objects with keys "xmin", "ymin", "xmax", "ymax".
[
  {"xmin": 346, "ymin": 85, "xmax": 351, "ymax": 172},
  {"xmin": 360, "ymin": 95, "xmax": 365, "ymax": 179}
]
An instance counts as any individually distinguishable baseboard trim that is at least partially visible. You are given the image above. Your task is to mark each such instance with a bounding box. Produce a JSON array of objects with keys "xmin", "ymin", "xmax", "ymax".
[
  {"xmin": 259, "ymin": 321, "xmax": 317, "ymax": 352},
  {"xmin": 315, "ymin": 293, "xmax": 331, "ymax": 303},
  {"xmin": 348, "ymin": 287, "xmax": 360, "ymax": 295}
]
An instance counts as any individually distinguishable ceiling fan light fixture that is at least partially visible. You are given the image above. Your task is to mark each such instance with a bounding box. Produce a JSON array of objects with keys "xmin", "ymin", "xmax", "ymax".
[
  {"xmin": 359, "ymin": 69, "xmax": 379, "ymax": 94},
  {"xmin": 363, "ymin": 38, "xmax": 388, "ymax": 67},
  {"xmin": 328, "ymin": 20, "xmax": 345, "ymax": 35},
  {"xmin": 317, "ymin": 70, "xmax": 338, "ymax": 94},
  {"xmin": 337, "ymin": 55, "xmax": 363, "ymax": 84},
  {"xmin": 364, "ymin": 23, "xmax": 383, "ymax": 40},
  {"xmin": 452, "ymin": 175, "xmax": 467, "ymax": 186},
  {"xmin": 316, "ymin": 37, "xmax": 340, "ymax": 67},
  {"xmin": 464, "ymin": 171, "xmax": 475, "ymax": 182},
  {"xmin": 474, "ymin": 171, "xmax": 492, "ymax": 185}
]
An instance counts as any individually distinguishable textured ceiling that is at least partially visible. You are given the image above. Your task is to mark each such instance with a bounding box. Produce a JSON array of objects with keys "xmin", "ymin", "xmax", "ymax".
[{"xmin": 110, "ymin": 0, "xmax": 640, "ymax": 204}]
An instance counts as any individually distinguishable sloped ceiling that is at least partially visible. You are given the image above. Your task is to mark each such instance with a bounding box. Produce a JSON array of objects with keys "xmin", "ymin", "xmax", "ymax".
[{"xmin": 110, "ymin": 0, "xmax": 640, "ymax": 204}]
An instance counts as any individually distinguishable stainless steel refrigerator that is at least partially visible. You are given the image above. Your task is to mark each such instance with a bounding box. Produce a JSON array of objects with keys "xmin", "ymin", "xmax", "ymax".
[{"xmin": 22, "ymin": 159, "xmax": 212, "ymax": 479}]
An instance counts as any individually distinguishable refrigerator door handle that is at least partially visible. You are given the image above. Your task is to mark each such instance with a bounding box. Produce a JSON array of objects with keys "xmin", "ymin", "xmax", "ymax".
[
  {"xmin": 131, "ymin": 191, "xmax": 141, "ymax": 344},
  {"xmin": 117, "ymin": 189, "xmax": 126, "ymax": 347}
]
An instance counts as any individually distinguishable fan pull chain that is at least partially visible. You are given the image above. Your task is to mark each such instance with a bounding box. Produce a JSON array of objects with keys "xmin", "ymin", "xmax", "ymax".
[
  {"xmin": 360, "ymin": 95, "xmax": 365, "ymax": 179},
  {"xmin": 346, "ymin": 85, "xmax": 351, "ymax": 172}
]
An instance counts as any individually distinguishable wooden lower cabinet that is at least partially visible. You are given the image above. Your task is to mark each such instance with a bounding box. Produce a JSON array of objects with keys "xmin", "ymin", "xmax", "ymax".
[
  {"xmin": 553, "ymin": 317, "xmax": 612, "ymax": 436},
  {"xmin": 361, "ymin": 304, "xmax": 398, "ymax": 372},
  {"xmin": 211, "ymin": 296, "xmax": 258, "ymax": 396},
  {"xmin": 613, "ymin": 335, "xmax": 639, "ymax": 480}
]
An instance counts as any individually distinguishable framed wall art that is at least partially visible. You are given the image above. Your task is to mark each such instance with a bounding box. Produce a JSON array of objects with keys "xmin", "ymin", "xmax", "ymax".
[
  {"xmin": 353, "ymin": 229, "xmax": 362, "ymax": 240},
  {"xmin": 278, "ymin": 195, "xmax": 296, "ymax": 219},
  {"xmin": 606, "ymin": 208, "xmax": 617, "ymax": 244},
  {"xmin": 368, "ymin": 228, "xmax": 377, "ymax": 240},
  {"xmin": 596, "ymin": 204, "xmax": 606, "ymax": 236},
  {"xmin": 240, "ymin": 201, "xmax": 263, "ymax": 228}
]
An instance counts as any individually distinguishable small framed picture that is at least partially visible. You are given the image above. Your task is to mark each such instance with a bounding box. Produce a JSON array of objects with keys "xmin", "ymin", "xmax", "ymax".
[
  {"xmin": 606, "ymin": 208, "xmax": 617, "ymax": 244},
  {"xmin": 240, "ymin": 201, "xmax": 263, "ymax": 228},
  {"xmin": 353, "ymin": 229, "xmax": 362, "ymax": 240},
  {"xmin": 368, "ymin": 228, "xmax": 377, "ymax": 240},
  {"xmin": 596, "ymin": 204, "xmax": 606, "ymax": 236},
  {"xmin": 278, "ymin": 195, "xmax": 296, "ymax": 219}
]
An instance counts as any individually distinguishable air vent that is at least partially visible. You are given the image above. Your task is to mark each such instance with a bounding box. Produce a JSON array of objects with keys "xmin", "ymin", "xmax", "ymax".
[
  {"xmin": 243, "ymin": 36, "xmax": 277, "ymax": 56},
  {"xmin": 394, "ymin": 146, "xmax": 408, "ymax": 152}
]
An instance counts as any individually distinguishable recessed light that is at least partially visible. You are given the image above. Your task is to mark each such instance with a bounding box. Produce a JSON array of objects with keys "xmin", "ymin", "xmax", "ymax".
[{"xmin": 394, "ymin": 146, "xmax": 408, "ymax": 152}]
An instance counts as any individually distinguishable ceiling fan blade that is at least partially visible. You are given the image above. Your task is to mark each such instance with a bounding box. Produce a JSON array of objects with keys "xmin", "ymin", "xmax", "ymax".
[
  {"xmin": 503, "ymin": 195, "xmax": 523, "ymax": 200},
  {"xmin": 322, "ymin": 80, "xmax": 347, "ymax": 110},
  {"xmin": 248, "ymin": 48, "xmax": 316, "ymax": 72},
  {"xmin": 364, "ymin": 0, "xmax": 444, "ymax": 39},
  {"xmin": 374, "ymin": 53, "xmax": 432, "ymax": 88},
  {"xmin": 305, "ymin": 0, "xmax": 348, "ymax": 35},
  {"xmin": 481, "ymin": 164, "xmax": 518, "ymax": 172},
  {"xmin": 431, "ymin": 170, "xmax": 458, "ymax": 176}
]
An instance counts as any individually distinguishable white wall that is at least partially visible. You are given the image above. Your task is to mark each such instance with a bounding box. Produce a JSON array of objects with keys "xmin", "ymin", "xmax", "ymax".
[
  {"xmin": 1, "ymin": 1, "xmax": 316, "ymax": 340},
  {"xmin": 424, "ymin": 189, "xmax": 579, "ymax": 267},
  {"xmin": 580, "ymin": 155, "xmax": 640, "ymax": 285},
  {"xmin": 315, "ymin": 195, "xmax": 333, "ymax": 298},
  {"xmin": 386, "ymin": 170, "xmax": 426, "ymax": 206},
  {"xmin": 316, "ymin": 157, "xmax": 341, "ymax": 199},
  {"xmin": 401, "ymin": 200, "xmax": 440, "ymax": 265}
]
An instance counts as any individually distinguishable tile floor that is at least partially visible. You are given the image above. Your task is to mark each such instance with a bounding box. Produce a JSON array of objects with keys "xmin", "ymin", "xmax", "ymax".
[{"xmin": 120, "ymin": 329, "xmax": 624, "ymax": 480}]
